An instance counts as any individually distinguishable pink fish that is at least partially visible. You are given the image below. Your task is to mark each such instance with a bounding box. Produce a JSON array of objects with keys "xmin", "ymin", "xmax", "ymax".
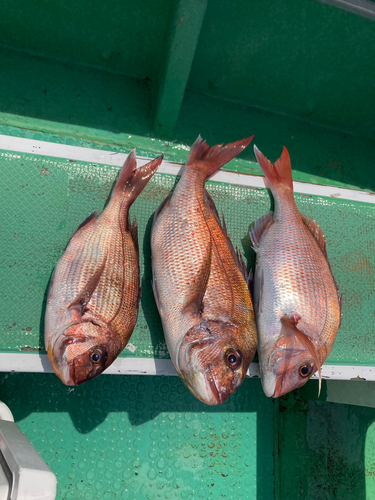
[
  {"xmin": 151, "ymin": 136, "xmax": 257, "ymax": 405},
  {"xmin": 251, "ymin": 146, "xmax": 342, "ymax": 398},
  {"xmin": 45, "ymin": 151, "xmax": 163, "ymax": 385}
]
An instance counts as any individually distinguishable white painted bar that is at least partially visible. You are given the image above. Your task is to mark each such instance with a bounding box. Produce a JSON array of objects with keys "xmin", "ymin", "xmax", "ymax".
[{"xmin": 1, "ymin": 134, "xmax": 375, "ymax": 204}]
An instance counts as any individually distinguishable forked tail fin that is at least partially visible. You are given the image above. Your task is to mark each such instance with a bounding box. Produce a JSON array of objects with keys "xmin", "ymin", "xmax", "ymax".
[
  {"xmin": 254, "ymin": 145, "xmax": 293, "ymax": 196},
  {"xmin": 186, "ymin": 135, "xmax": 253, "ymax": 180},
  {"xmin": 111, "ymin": 150, "xmax": 163, "ymax": 205}
]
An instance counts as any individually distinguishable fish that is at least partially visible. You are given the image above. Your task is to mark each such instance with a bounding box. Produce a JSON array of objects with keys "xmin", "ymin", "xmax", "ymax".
[
  {"xmin": 250, "ymin": 145, "xmax": 342, "ymax": 398},
  {"xmin": 45, "ymin": 151, "xmax": 163, "ymax": 385},
  {"xmin": 151, "ymin": 136, "xmax": 258, "ymax": 405}
]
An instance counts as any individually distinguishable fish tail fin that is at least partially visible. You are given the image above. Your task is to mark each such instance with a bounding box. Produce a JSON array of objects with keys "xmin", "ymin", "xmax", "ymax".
[
  {"xmin": 254, "ymin": 146, "xmax": 293, "ymax": 195},
  {"xmin": 112, "ymin": 150, "xmax": 163, "ymax": 204},
  {"xmin": 111, "ymin": 149, "xmax": 137, "ymax": 198},
  {"xmin": 186, "ymin": 135, "xmax": 253, "ymax": 180}
]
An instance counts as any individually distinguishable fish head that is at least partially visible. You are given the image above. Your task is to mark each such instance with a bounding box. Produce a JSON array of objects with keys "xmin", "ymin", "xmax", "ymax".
[
  {"xmin": 260, "ymin": 338, "xmax": 318, "ymax": 398},
  {"xmin": 177, "ymin": 319, "xmax": 248, "ymax": 405},
  {"xmin": 48, "ymin": 320, "xmax": 118, "ymax": 385}
]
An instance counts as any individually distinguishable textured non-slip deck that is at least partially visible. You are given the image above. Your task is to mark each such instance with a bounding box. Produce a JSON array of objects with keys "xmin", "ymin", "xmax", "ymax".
[{"xmin": 1, "ymin": 135, "xmax": 374, "ymax": 370}]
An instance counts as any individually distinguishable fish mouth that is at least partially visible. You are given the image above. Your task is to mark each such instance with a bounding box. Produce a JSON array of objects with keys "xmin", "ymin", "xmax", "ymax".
[
  {"xmin": 55, "ymin": 346, "xmax": 104, "ymax": 386},
  {"xmin": 51, "ymin": 335, "xmax": 102, "ymax": 386},
  {"xmin": 261, "ymin": 370, "xmax": 277, "ymax": 398},
  {"xmin": 178, "ymin": 342, "xmax": 222, "ymax": 405}
]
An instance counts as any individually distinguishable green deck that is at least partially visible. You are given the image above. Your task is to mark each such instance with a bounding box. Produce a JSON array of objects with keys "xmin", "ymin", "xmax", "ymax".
[
  {"xmin": 1, "ymin": 0, "xmax": 375, "ymax": 498},
  {"xmin": 1, "ymin": 137, "xmax": 374, "ymax": 366}
]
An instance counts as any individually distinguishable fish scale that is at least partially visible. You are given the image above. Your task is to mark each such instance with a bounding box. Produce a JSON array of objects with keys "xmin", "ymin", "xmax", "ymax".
[
  {"xmin": 151, "ymin": 136, "xmax": 257, "ymax": 405},
  {"xmin": 252, "ymin": 146, "xmax": 341, "ymax": 398},
  {"xmin": 259, "ymin": 212, "xmax": 328, "ymax": 342},
  {"xmin": 45, "ymin": 151, "xmax": 163, "ymax": 385}
]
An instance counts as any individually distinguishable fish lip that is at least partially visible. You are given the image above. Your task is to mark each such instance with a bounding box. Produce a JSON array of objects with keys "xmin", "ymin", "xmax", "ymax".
[
  {"xmin": 52, "ymin": 335, "xmax": 96, "ymax": 386},
  {"xmin": 52, "ymin": 358, "xmax": 76, "ymax": 386},
  {"xmin": 204, "ymin": 365, "xmax": 221, "ymax": 405},
  {"xmin": 272, "ymin": 377, "xmax": 283, "ymax": 398},
  {"xmin": 261, "ymin": 369, "xmax": 277, "ymax": 398}
]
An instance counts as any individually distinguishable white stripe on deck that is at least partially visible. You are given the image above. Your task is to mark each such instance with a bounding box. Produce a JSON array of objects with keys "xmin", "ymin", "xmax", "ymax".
[
  {"xmin": 0, "ymin": 354, "xmax": 374, "ymax": 382},
  {"xmin": 1, "ymin": 134, "xmax": 374, "ymax": 204}
]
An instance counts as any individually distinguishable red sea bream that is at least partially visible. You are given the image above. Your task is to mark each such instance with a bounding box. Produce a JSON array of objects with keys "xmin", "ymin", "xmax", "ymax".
[
  {"xmin": 251, "ymin": 146, "xmax": 342, "ymax": 398},
  {"xmin": 45, "ymin": 151, "xmax": 163, "ymax": 385},
  {"xmin": 151, "ymin": 136, "xmax": 258, "ymax": 405}
]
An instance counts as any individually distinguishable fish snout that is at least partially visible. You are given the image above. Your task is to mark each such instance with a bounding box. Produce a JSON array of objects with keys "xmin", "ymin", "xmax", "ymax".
[
  {"xmin": 177, "ymin": 320, "xmax": 247, "ymax": 405},
  {"xmin": 49, "ymin": 321, "xmax": 115, "ymax": 385},
  {"xmin": 261, "ymin": 370, "xmax": 277, "ymax": 398}
]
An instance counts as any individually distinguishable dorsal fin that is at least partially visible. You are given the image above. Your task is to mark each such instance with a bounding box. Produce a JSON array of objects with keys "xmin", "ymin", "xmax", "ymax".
[
  {"xmin": 301, "ymin": 213, "xmax": 342, "ymax": 310},
  {"xmin": 236, "ymin": 247, "xmax": 250, "ymax": 285},
  {"xmin": 248, "ymin": 269, "xmax": 254, "ymax": 300},
  {"xmin": 250, "ymin": 212, "xmax": 273, "ymax": 252}
]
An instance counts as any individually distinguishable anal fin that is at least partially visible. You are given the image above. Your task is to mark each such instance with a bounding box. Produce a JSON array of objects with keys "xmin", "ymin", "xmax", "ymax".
[
  {"xmin": 130, "ymin": 216, "xmax": 139, "ymax": 255},
  {"xmin": 250, "ymin": 212, "xmax": 273, "ymax": 251},
  {"xmin": 72, "ymin": 211, "xmax": 100, "ymax": 237}
]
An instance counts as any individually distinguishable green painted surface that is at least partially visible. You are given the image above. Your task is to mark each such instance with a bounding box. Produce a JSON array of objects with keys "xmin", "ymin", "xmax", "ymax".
[
  {"xmin": 1, "ymin": 0, "xmax": 374, "ymax": 143},
  {"xmin": 276, "ymin": 382, "xmax": 375, "ymax": 499},
  {"xmin": 0, "ymin": 373, "xmax": 274, "ymax": 500},
  {"xmin": 326, "ymin": 381, "xmax": 375, "ymax": 409},
  {"xmin": 0, "ymin": 2, "xmax": 375, "ymax": 497},
  {"xmin": 188, "ymin": 0, "xmax": 375, "ymax": 141},
  {"xmin": 0, "ymin": 0, "xmax": 172, "ymax": 80},
  {"xmin": 153, "ymin": 0, "xmax": 208, "ymax": 138},
  {"xmin": 0, "ymin": 46, "xmax": 153, "ymax": 139},
  {"xmin": 176, "ymin": 90, "xmax": 375, "ymax": 193},
  {"xmin": 0, "ymin": 145, "xmax": 374, "ymax": 366}
]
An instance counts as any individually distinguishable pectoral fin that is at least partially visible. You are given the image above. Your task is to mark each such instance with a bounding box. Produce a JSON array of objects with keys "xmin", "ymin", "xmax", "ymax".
[
  {"xmin": 182, "ymin": 240, "xmax": 212, "ymax": 318},
  {"xmin": 280, "ymin": 315, "xmax": 322, "ymax": 397},
  {"xmin": 67, "ymin": 255, "xmax": 108, "ymax": 317},
  {"xmin": 204, "ymin": 190, "xmax": 250, "ymax": 284}
]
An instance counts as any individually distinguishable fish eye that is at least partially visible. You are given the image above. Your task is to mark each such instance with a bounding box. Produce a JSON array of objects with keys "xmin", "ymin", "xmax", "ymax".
[
  {"xmin": 299, "ymin": 362, "xmax": 313, "ymax": 378},
  {"xmin": 90, "ymin": 348, "xmax": 106, "ymax": 365},
  {"xmin": 225, "ymin": 350, "xmax": 241, "ymax": 369}
]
